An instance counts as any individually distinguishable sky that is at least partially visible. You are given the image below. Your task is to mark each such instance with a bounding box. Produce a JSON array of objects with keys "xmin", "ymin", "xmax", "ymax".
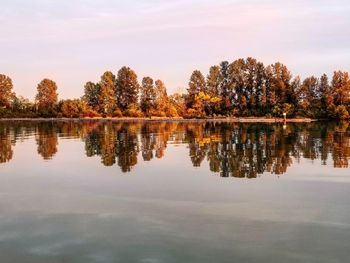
[{"xmin": 1, "ymin": 0, "xmax": 350, "ymax": 100}]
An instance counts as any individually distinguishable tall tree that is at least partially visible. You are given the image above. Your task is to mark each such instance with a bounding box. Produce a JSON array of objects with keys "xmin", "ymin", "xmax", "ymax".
[
  {"xmin": 83, "ymin": 81, "xmax": 100, "ymax": 111},
  {"xmin": 35, "ymin": 79, "xmax": 58, "ymax": 112},
  {"xmin": 298, "ymin": 76, "xmax": 319, "ymax": 115},
  {"xmin": 116, "ymin": 67, "xmax": 140, "ymax": 110},
  {"xmin": 219, "ymin": 61, "xmax": 231, "ymax": 99},
  {"xmin": 155, "ymin": 79, "xmax": 168, "ymax": 114},
  {"xmin": 229, "ymin": 58, "xmax": 246, "ymax": 112},
  {"xmin": 332, "ymin": 71, "xmax": 350, "ymax": 105},
  {"xmin": 319, "ymin": 74, "xmax": 331, "ymax": 104},
  {"xmin": 245, "ymin": 58, "xmax": 266, "ymax": 114},
  {"xmin": 99, "ymin": 71, "xmax": 117, "ymax": 115},
  {"xmin": 140, "ymin": 76, "xmax": 156, "ymax": 116},
  {"xmin": 188, "ymin": 70, "xmax": 206, "ymax": 96},
  {"xmin": 265, "ymin": 62, "xmax": 293, "ymax": 110},
  {"xmin": 206, "ymin": 66, "xmax": 220, "ymax": 97},
  {"xmin": 319, "ymin": 74, "xmax": 333, "ymax": 117},
  {"xmin": 0, "ymin": 74, "xmax": 14, "ymax": 108},
  {"xmin": 186, "ymin": 70, "xmax": 206, "ymax": 117}
]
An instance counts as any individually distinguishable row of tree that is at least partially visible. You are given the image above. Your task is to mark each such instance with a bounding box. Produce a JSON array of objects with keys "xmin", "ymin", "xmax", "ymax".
[
  {"xmin": 1, "ymin": 58, "xmax": 350, "ymax": 119},
  {"xmin": 185, "ymin": 58, "xmax": 350, "ymax": 119}
]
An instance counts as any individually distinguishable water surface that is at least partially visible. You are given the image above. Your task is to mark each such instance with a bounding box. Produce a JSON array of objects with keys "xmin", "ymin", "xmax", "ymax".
[{"xmin": 0, "ymin": 121, "xmax": 349, "ymax": 263}]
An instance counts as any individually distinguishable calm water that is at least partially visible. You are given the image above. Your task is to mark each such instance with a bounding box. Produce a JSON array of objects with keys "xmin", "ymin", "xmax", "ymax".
[{"xmin": 0, "ymin": 121, "xmax": 350, "ymax": 263}]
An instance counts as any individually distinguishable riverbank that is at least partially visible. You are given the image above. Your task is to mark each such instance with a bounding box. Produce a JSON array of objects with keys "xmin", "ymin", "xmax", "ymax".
[{"xmin": 0, "ymin": 117, "xmax": 317, "ymax": 123}]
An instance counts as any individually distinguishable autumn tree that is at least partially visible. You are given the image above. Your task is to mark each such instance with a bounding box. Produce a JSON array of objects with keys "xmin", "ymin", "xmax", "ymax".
[
  {"xmin": 35, "ymin": 79, "xmax": 58, "ymax": 115},
  {"xmin": 228, "ymin": 58, "xmax": 246, "ymax": 112},
  {"xmin": 60, "ymin": 99, "xmax": 89, "ymax": 118},
  {"xmin": 206, "ymin": 66, "xmax": 220, "ymax": 97},
  {"xmin": 187, "ymin": 70, "xmax": 206, "ymax": 108},
  {"xmin": 227, "ymin": 58, "xmax": 266, "ymax": 115},
  {"xmin": 297, "ymin": 76, "xmax": 319, "ymax": 116},
  {"xmin": 140, "ymin": 76, "xmax": 156, "ymax": 116},
  {"xmin": 83, "ymin": 81, "xmax": 100, "ymax": 112},
  {"xmin": 245, "ymin": 57, "xmax": 266, "ymax": 115},
  {"xmin": 218, "ymin": 61, "xmax": 232, "ymax": 113},
  {"xmin": 332, "ymin": 71, "xmax": 350, "ymax": 106},
  {"xmin": 0, "ymin": 74, "xmax": 14, "ymax": 108},
  {"xmin": 98, "ymin": 71, "xmax": 117, "ymax": 115},
  {"xmin": 116, "ymin": 67, "xmax": 140, "ymax": 112},
  {"xmin": 169, "ymin": 93, "xmax": 185, "ymax": 117},
  {"xmin": 154, "ymin": 79, "xmax": 170, "ymax": 116},
  {"xmin": 188, "ymin": 71, "xmax": 206, "ymax": 96},
  {"xmin": 317, "ymin": 74, "xmax": 332, "ymax": 117},
  {"xmin": 265, "ymin": 63, "xmax": 294, "ymax": 116},
  {"xmin": 12, "ymin": 95, "xmax": 34, "ymax": 114},
  {"xmin": 319, "ymin": 74, "xmax": 331, "ymax": 104},
  {"xmin": 206, "ymin": 66, "xmax": 221, "ymax": 115}
]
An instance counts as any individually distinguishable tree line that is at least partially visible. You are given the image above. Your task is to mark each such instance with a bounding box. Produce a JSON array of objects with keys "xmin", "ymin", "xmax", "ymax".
[{"xmin": 1, "ymin": 57, "xmax": 350, "ymax": 119}]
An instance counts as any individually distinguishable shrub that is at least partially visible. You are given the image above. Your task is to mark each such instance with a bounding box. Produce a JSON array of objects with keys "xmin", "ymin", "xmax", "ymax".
[
  {"xmin": 125, "ymin": 104, "xmax": 143, "ymax": 117},
  {"xmin": 335, "ymin": 105, "xmax": 349, "ymax": 120},
  {"xmin": 112, "ymin": 108, "xmax": 123, "ymax": 118},
  {"xmin": 83, "ymin": 109, "xmax": 100, "ymax": 118}
]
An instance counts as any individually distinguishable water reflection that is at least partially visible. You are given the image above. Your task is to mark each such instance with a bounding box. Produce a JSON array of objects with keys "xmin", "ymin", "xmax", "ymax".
[{"xmin": 0, "ymin": 121, "xmax": 349, "ymax": 177}]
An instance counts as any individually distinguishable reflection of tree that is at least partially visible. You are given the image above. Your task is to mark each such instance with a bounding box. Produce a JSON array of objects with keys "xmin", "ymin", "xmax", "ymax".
[
  {"xmin": 0, "ymin": 124, "xmax": 14, "ymax": 163},
  {"xmin": 140, "ymin": 122, "xmax": 177, "ymax": 161},
  {"xmin": 186, "ymin": 123, "xmax": 208, "ymax": 167},
  {"xmin": 100, "ymin": 123, "xmax": 117, "ymax": 166},
  {"xmin": 1, "ymin": 121, "xmax": 349, "ymax": 176},
  {"xmin": 186, "ymin": 123, "xmax": 299, "ymax": 178},
  {"xmin": 84, "ymin": 122, "xmax": 140, "ymax": 171},
  {"xmin": 296, "ymin": 122, "xmax": 350, "ymax": 168},
  {"xmin": 51, "ymin": 121, "xmax": 350, "ymax": 173},
  {"xmin": 35, "ymin": 123, "xmax": 58, "ymax": 160},
  {"xmin": 85, "ymin": 129, "xmax": 101, "ymax": 157},
  {"xmin": 85, "ymin": 123, "xmax": 118, "ymax": 166},
  {"xmin": 115, "ymin": 123, "xmax": 140, "ymax": 172}
]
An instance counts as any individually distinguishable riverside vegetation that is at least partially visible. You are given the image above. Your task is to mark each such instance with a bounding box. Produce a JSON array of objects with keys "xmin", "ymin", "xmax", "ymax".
[{"xmin": 1, "ymin": 57, "xmax": 350, "ymax": 119}]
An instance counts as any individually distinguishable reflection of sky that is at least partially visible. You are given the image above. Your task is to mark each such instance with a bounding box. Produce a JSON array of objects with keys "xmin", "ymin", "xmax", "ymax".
[
  {"xmin": 1, "ymin": 136, "xmax": 350, "ymax": 262},
  {"xmin": 1, "ymin": 0, "xmax": 350, "ymax": 99}
]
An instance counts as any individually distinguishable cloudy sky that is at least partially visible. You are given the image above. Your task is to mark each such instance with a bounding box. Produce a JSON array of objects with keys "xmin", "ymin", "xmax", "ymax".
[{"xmin": 1, "ymin": 0, "xmax": 350, "ymax": 99}]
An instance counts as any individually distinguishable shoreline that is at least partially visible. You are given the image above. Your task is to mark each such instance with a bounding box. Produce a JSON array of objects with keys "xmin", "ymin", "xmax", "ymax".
[{"xmin": 0, "ymin": 117, "xmax": 318, "ymax": 123}]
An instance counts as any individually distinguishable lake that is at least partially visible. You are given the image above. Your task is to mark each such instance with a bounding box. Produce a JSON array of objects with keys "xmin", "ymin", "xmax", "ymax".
[{"xmin": 0, "ymin": 120, "xmax": 349, "ymax": 263}]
